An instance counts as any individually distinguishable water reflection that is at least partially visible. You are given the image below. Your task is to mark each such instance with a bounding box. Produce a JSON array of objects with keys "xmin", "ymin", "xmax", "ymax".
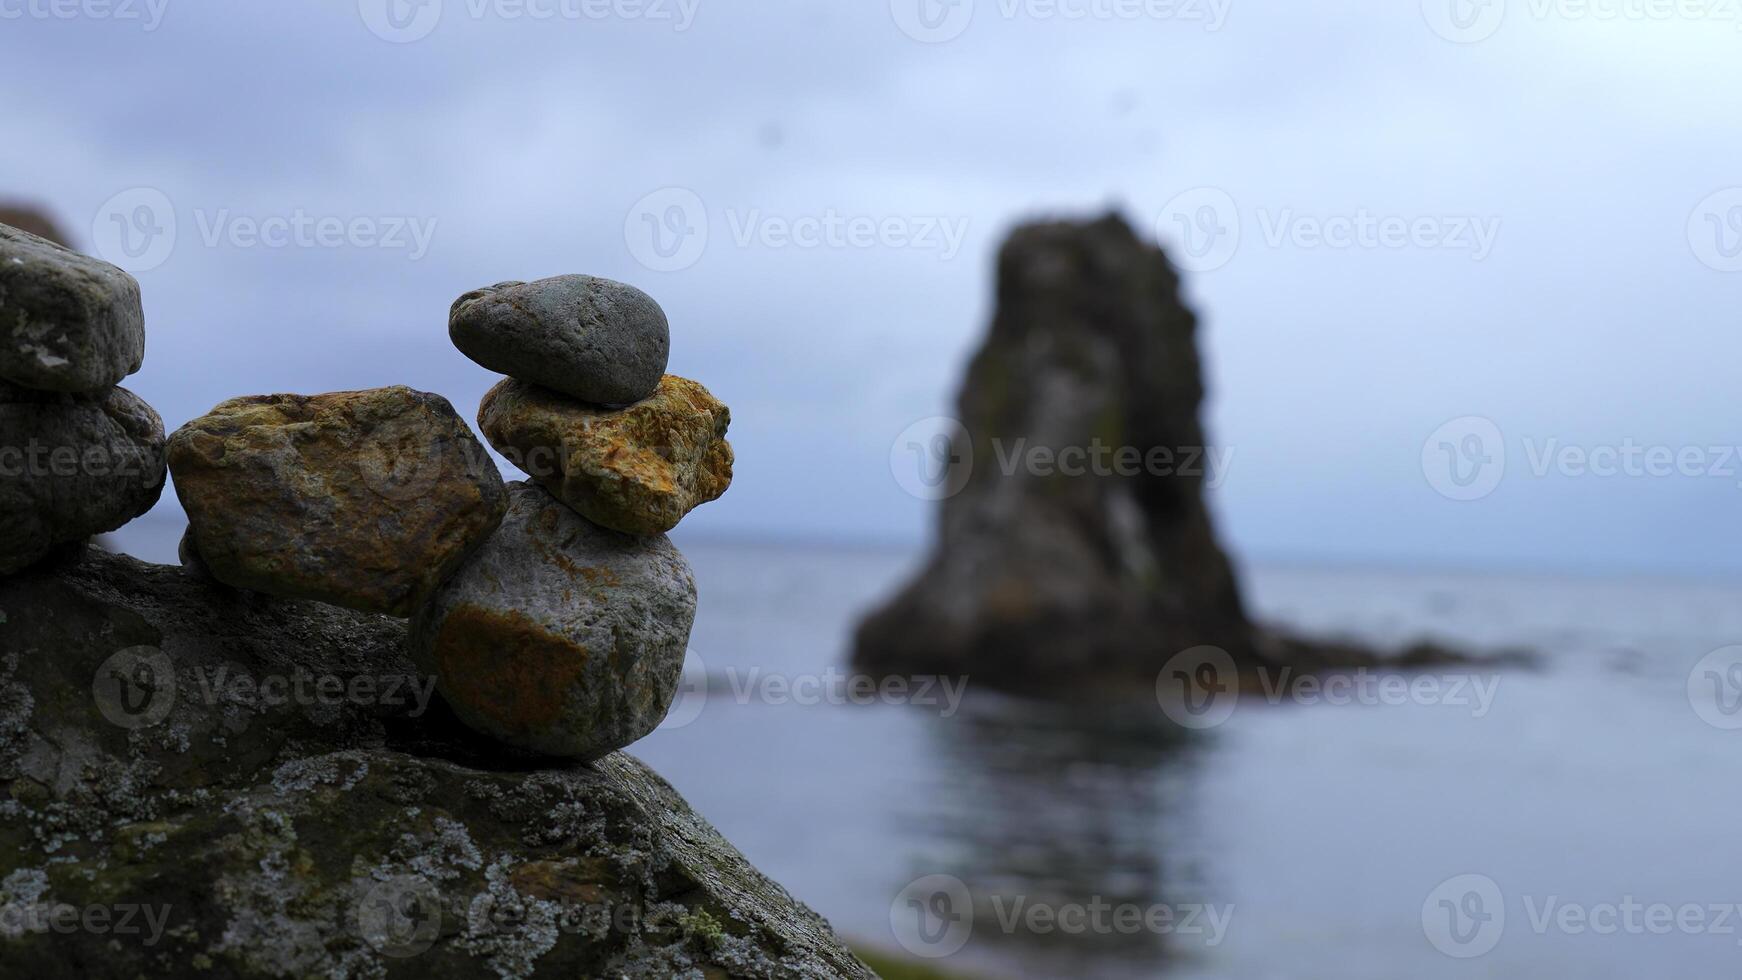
[{"xmin": 898, "ymin": 693, "xmax": 1215, "ymax": 978}]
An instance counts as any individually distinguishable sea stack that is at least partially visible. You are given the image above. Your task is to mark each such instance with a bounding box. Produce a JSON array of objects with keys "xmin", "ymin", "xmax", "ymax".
[
  {"xmin": 418, "ymin": 273, "xmax": 733, "ymax": 759},
  {"xmin": 853, "ymin": 214, "xmax": 1253, "ymax": 692}
]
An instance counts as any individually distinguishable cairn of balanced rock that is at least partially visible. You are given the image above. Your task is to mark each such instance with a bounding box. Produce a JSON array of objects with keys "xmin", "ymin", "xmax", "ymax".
[
  {"xmin": 410, "ymin": 274, "xmax": 734, "ymax": 759},
  {"xmin": 0, "ymin": 221, "xmax": 166, "ymax": 574}
]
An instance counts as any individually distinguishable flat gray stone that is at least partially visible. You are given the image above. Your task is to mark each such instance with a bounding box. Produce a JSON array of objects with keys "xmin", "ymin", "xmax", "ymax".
[
  {"xmin": 449, "ymin": 275, "xmax": 669, "ymax": 405},
  {"xmin": 0, "ymin": 222, "xmax": 145, "ymax": 392},
  {"xmin": 410, "ymin": 482, "xmax": 696, "ymax": 759},
  {"xmin": 0, "ymin": 382, "xmax": 166, "ymax": 574}
]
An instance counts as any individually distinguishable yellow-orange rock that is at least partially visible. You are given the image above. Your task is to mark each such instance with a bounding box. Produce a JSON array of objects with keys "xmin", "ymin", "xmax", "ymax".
[{"xmin": 478, "ymin": 374, "xmax": 732, "ymax": 535}]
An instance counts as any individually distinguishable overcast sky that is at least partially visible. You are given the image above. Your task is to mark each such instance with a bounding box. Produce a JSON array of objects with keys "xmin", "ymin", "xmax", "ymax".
[{"xmin": 5, "ymin": 0, "xmax": 1740, "ymax": 575}]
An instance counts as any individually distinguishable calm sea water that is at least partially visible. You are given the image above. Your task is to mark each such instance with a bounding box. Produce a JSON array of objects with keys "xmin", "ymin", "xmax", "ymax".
[{"xmin": 109, "ymin": 520, "xmax": 1742, "ymax": 978}]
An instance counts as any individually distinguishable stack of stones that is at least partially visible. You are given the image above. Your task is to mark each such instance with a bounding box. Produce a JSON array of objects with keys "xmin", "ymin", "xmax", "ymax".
[
  {"xmin": 162, "ymin": 273, "xmax": 731, "ymax": 762},
  {"xmin": 0, "ymin": 221, "xmax": 167, "ymax": 574},
  {"xmin": 434, "ymin": 275, "xmax": 733, "ymax": 756}
]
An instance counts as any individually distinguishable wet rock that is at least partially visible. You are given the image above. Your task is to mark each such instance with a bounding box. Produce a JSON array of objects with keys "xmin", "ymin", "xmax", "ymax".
[
  {"xmin": 450, "ymin": 275, "xmax": 670, "ymax": 405},
  {"xmin": 410, "ymin": 482, "xmax": 696, "ymax": 760},
  {"xmin": 0, "ymin": 548, "xmax": 872, "ymax": 979},
  {"xmin": 0, "ymin": 221, "xmax": 145, "ymax": 392},
  {"xmin": 479, "ymin": 375, "xmax": 733, "ymax": 536},
  {"xmin": 0, "ymin": 382, "xmax": 166, "ymax": 574},
  {"xmin": 167, "ymin": 386, "xmax": 507, "ymax": 616}
]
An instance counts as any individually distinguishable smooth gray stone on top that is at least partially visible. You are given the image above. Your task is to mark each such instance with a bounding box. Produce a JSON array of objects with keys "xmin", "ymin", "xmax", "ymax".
[
  {"xmin": 0, "ymin": 222, "xmax": 145, "ymax": 392},
  {"xmin": 448, "ymin": 275, "xmax": 669, "ymax": 406}
]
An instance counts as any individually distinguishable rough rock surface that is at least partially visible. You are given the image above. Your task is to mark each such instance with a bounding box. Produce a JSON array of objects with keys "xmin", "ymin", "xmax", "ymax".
[
  {"xmin": 450, "ymin": 276, "xmax": 670, "ymax": 406},
  {"xmin": 0, "ymin": 547, "xmax": 873, "ymax": 978},
  {"xmin": 479, "ymin": 375, "xmax": 733, "ymax": 536},
  {"xmin": 0, "ymin": 222, "xmax": 145, "ymax": 393},
  {"xmin": 854, "ymin": 215, "xmax": 1256, "ymax": 690},
  {"xmin": 411, "ymin": 482, "xmax": 696, "ymax": 760},
  {"xmin": 0, "ymin": 382, "xmax": 166, "ymax": 574},
  {"xmin": 167, "ymin": 386, "xmax": 507, "ymax": 616}
]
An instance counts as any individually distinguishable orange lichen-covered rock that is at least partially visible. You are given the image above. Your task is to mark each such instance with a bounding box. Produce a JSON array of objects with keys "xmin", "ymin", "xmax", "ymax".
[
  {"xmin": 409, "ymin": 482, "xmax": 696, "ymax": 759},
  {"xmin": 166, "ymin": 386, "xmax": 506, "ymax": 616},
  {"xmin": 478, "ymin": 374, "xmax": 732, "ymax": 535}
]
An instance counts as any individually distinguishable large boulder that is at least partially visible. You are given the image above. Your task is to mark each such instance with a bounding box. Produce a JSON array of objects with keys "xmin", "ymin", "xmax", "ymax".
[
  {"xmin": 479, "ymin": 375, "xmax": 733, "ymax": 536},
  {"xmin": 410, "ymin": 482, "xmax": 696, "ymax": 760},
  {"xmin": 449, "ymin": 275, "xmax": 670, "ymax": 406},
  {"xmin": 0, "ymin": 547, "xmax": 873, "ymax": 979},
  {"xmin": 167, "ymin": 386, "xmax": 507, "ymax": 616},
  {"xmin": 0, "ymin": 222, "xmax": 145, "ymax": 393},
  {"xmin": 0, "ymin": 382, "xmax": 166, "ymax": 574},
  {"xmin": 854, "ymin": 214, "xmax": 1253, "ymax": 690}
]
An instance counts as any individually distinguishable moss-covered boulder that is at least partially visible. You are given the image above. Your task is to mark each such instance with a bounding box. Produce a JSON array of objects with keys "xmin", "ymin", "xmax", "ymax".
[{"xmin": 0, "ymin": 548, "xmax": 872, "ymax": 979}]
